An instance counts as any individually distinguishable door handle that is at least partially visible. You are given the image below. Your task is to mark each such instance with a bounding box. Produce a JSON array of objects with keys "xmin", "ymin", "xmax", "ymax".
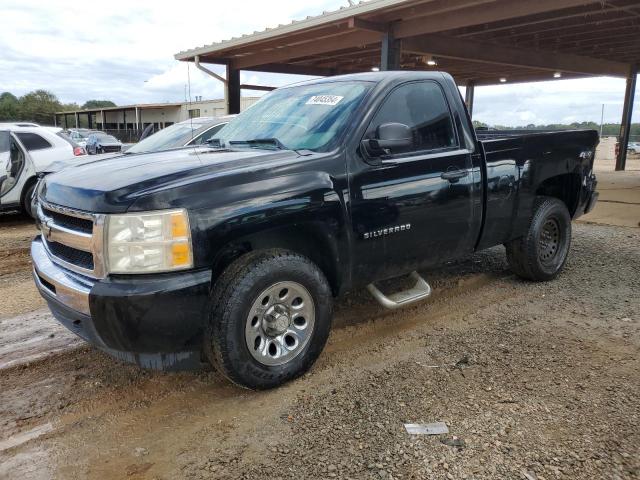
[{"xmin": 441, "ymin": 169, "xmax": 469, "ymax": 182}]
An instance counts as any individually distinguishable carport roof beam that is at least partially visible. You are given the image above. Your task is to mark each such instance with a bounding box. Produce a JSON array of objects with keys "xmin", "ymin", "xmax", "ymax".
[{"xmin": 174, "ymin": 0, "xmax": 640, "ymax": 85}]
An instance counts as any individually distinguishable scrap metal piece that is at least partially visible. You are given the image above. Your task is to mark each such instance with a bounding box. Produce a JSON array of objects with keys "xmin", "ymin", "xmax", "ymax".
[{"xmin": 404, "ymin": 422, "xmax": 449, "ymax": 435}]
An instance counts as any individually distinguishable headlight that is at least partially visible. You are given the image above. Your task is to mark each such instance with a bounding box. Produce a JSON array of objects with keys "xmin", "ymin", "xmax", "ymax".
[{"xmin": 106, "ymin": 209, "xmax": 193, "ymax": 274}]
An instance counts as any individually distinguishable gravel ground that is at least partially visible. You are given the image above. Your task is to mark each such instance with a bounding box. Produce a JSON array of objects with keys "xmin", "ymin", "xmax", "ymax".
[
  {"xmin": 0, "ymin": 212, "xmax": 43, "ymax": 317},
  {"xmin": 0, "ymin": 220, "xmax": 638, "ymax": 480}
]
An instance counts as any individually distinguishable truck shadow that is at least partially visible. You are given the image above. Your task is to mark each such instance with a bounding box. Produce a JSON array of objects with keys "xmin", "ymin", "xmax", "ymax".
[{"xmin": 333, "ymin": 245, "xmax": 509, "ymax": 330}]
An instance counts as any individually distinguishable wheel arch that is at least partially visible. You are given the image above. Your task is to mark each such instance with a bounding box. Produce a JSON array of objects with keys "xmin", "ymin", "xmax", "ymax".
[
  {"xmin": 209, "ymin": 223, "xmax": 345, "ymax": 297},
  {"xmin": 535, "ymin": 173, "xmax": 581, "ymax": 217}
]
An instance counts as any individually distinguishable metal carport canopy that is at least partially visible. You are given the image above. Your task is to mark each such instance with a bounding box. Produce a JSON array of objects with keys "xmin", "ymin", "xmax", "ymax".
[{"xmin": 175, "ymin": 0, "xmax": 640, "ymax": 169}]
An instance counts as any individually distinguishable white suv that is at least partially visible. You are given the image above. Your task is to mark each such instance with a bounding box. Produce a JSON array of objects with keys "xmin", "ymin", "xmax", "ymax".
[{"xmin": 0, "ymin": 125, "xmax": 86, "ymax": 218}]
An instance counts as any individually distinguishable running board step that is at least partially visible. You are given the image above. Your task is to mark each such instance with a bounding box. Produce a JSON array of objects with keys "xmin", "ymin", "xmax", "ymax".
[{"xmin": 367, "ymin": 271, "xmax": 432, "ymax": 310}]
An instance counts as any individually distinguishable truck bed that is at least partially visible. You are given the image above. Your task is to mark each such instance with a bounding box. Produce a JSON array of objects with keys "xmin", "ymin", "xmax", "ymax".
[
  {"xmin": 474, "ymin": 128, "xmax": 599, "ymax": 251},
  {"xmin": 475, "ymin": 128, "xmax": 587, "ymax": 140}
]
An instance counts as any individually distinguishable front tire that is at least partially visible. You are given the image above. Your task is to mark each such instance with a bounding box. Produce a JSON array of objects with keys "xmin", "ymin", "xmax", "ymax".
[
  {"xmin": 505, "ymin": 196, "xmax": 572, "ymax": 281},
  {"xmin": 205, "ymin": 250, "xmax": 333, "ymax": 390},
  {"xmin": 21, "ymin": 182, "xmax": 37, "ymax": 219}
]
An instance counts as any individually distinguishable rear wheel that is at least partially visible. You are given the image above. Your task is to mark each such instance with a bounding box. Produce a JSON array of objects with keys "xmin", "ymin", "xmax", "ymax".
[
  {"xmin": 505, "ymin": 196, "xmax": 571, "ymax": 281},
  {"xmin": 205, "ymin": 249, "xmax": 333, "ymax": 390}
]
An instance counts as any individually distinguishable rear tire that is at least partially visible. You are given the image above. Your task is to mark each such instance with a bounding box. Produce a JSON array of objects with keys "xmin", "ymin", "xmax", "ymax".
[
  {"xmin": 205, "ymin": 249, "xmax": 333, "ymax": 390},
  {"xmin": 505, "ymin": 196, "xmax": 571, "ymax": 281}
]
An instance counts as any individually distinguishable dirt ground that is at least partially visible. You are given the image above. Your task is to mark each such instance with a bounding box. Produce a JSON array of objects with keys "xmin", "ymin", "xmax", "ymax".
[{"xmin": 1, "ymin": 167, "xmax": 639, "ymax": 479}]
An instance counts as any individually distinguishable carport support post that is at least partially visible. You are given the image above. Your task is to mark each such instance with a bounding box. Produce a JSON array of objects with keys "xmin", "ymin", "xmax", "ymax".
[
  {"xmin": 226, "ymin": 66, "xmax": 241, "ymax": 114},
  {"xmin": 74, "ymin": 112, "xmax": 79, "ymax": 129},
  {"xmin": 616, "ymin": 64, "xmax": 638, "ymax": 171},
  {"xmin": 465, "ymin": 80, "xmax": 476, "ymax": 119},
  {"xmin": 380, "ymin": 32, "xmax": 400, "ymax": 71}
]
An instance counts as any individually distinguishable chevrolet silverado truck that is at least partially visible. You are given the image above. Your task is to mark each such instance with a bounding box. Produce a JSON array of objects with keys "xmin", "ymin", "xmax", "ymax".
[{"xmin": 31, "ymin": 71, "xmax": 599, "ymax": 389}]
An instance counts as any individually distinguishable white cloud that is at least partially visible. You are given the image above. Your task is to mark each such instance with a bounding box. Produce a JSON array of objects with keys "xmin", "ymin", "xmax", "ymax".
[{"xmin": 0, "ymin": 0, "xmax": 343, "ymax": 105}]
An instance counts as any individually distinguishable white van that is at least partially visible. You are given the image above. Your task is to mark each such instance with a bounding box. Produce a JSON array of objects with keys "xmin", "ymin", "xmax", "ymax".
[{"xmin": 0, "ymin": 125, "xmax": 86, "ymax": 217}]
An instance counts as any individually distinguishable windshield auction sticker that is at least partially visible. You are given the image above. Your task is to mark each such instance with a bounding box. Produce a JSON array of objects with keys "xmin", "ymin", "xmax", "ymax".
[{"xmin": 306, "ymin": 95, "xmax": 344, "ymax": 106}]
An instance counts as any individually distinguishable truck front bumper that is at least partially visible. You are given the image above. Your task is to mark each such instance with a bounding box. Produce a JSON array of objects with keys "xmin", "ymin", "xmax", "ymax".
[{"xmin": 31, "ymin": 236, "xmax": 212, "ymax": 371}]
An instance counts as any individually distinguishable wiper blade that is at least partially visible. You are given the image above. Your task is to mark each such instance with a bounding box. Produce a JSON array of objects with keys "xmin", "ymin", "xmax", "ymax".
[
  {"xmin": 228, "ymin": 138, "xmax": 289, "ymax": 150},
  {"xmin": 205, "ymin": 138, "xmax": 224, "ymax": 148}
]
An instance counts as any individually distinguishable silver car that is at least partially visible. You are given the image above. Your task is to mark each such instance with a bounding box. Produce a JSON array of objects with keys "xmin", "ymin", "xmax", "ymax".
[{"xmin": 124, "ymin": 116, "xmax": 234, "ymax": 155}]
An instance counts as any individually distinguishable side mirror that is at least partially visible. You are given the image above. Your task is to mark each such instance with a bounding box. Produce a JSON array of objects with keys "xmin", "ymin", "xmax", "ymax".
[{"xmin": 361, "ymin": 123, "xmax": 412, "ymax": 159}]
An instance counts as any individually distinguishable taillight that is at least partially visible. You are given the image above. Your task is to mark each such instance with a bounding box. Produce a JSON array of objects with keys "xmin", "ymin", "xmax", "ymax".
[{"xmin": 73, "ymin": 146, "xmax": 86, "ymax": 156}]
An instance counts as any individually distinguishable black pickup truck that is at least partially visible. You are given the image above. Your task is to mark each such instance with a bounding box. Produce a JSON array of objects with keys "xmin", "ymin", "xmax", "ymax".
[{"xmin": 31, "ymin": 71, "xmax": 598, "ymax": 389}]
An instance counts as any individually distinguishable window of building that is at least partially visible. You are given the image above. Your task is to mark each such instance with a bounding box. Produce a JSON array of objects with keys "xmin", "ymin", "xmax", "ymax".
[
  {"xmin": 188, "ymin": 109, "xmax": 201, "ymax": 119},
  {"xmin": 15, "ymin": 132, "xmax": 52, "ymax": 151},
  {"xmin": 366, "ymin": 81, "xmax": 457, "ymax": 154}
]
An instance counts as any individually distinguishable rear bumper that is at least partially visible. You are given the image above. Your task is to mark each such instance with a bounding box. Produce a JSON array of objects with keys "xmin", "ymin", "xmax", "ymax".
[
  {"xmin": 32, "ymin": 236, "xmax": 212, "ymax": 371},
  {"xmin": 584, "ymin": 190, "xmax": 599, "ymax": 214}
]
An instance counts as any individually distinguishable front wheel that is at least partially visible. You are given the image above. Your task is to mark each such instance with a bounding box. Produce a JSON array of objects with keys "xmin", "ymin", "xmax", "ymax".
[
  {"xmin": 505, "ymin": 196, "xmax": 572, "ymax": 281},
  {"xmin": 21, "ymin": 182, "xmax": 37, "ymax": 219},
  {"xmin": 205, "ymin": 250, "xmax": 333, "ymax": 390}
]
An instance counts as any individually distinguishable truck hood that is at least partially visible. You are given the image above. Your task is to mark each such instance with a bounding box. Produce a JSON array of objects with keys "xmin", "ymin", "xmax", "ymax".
[
  {"xmin": 41, "ymin": 147, "xmax": 305, "ymax": 212},
  {"xmin": 46, "ymin": 152, "xmax": 119, "ymax": 173}
]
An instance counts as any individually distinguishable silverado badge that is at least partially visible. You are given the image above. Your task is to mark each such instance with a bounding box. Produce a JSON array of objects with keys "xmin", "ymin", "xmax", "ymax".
[{"xmin": 363, "ymin": 223, "xmax": 411, "ymax": 239}]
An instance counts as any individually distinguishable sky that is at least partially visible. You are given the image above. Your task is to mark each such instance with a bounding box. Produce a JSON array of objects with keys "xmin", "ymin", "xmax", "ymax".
[{"xmin": 0, "ymin": 0, "xmax": 638, "ymax": 127}]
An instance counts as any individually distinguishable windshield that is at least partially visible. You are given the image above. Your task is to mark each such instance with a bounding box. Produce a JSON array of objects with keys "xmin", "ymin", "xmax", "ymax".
[
  {"xmin": 127, "ymin": 121, "xmax": 212, "ymax": 154},
  {"xmin": 214, "ymin": 81, "xmax": 372, "ymax": 152},
  {"xmin": 74, "ymin": 131, "xmax": 90, "ymax": 139}
]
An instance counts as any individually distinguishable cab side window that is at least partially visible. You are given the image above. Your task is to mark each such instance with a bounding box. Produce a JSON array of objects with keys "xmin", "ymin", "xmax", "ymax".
[
  {"xmin": 367, "ymin": 81, "xmax": 457, "ymax": 154},
  {"xmin": 15, "ymin": 132, "xmax": 52, "ymax": 151}
]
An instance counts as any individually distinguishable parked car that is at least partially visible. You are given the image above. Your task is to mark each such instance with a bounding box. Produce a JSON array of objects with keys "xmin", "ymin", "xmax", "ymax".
[
  {"xmin": 85, "ymin": 132, "xmax": 122, "ymax": 154},
  {"xmin": 31, "ymin": 71, "xmax": 599, "ymax": 389},
  {"xmin": 0, "ymin": 122, "xmax": 40, "ymax": 128},
  {"xmin": 615, "ymin": 141, "xmax": 640, "ymax": 157},
  {"xmin": 0, "ymin": 125, "xmax": 86, "ymax": 217},
  {"xmin": 628, "ymin": 142, "xmax": 640, "ymax": 154},
  {"xmin": 64, "ymin": 128, "xmax": 94, "ymax": 148},
  {"xmin": 124, "ymin": 116, "xmax": 234, "ymax": 155}
]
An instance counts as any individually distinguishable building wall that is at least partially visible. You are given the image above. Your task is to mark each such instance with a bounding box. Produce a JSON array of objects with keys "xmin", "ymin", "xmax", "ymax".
[
  {"xmin": 100, "ymin": 107, "xmax": 182, "ymax": 128},
  {"xmin": 59, "ymin": 97, "xmax": 261, "ymax": 132},
  {"xmin": 178, "ymin": 97, "xmax": 258, "ymax": 120}
]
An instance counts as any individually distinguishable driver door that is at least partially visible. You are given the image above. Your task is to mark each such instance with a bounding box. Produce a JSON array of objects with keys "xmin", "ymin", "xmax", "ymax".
[{"xmin": 348, "ymin": 80, "xmax": 479, "ymax": 283}]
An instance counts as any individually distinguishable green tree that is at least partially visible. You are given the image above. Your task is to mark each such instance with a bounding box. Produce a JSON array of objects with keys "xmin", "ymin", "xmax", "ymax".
[
  {"xmin": 18, "ymin": 90, "xmax": 62, "ymax": 125},
  {"xmin": 0, "ymin": 92, "xmax": 20, "ymax": 121},
  {"xmin": 81, "ymin": 100, "xmax": 116, "ymax": 109}
]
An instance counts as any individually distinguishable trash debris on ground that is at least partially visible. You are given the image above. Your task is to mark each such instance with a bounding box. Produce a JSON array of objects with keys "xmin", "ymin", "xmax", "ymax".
[
  {"xmin": 454, "ymin": 355, "xmax": 470, "ymax": 368},
  {"xmin": 415, "ymin": 354, "xmax": 472, "ymax": 371},
  {"xmin": 404, "ymin": 422, "xmax": 449, "ymax": 435},
  {"xmin": 133, "ymin": 447, "xmax": 149, "ymax": 457},
  {"xmin": 440, "ymin": 436, "xmax": 465, "ymax": 448},
  {"xmin": 521, "ymin": 470, "xmax": 538, "ymax": 480}
]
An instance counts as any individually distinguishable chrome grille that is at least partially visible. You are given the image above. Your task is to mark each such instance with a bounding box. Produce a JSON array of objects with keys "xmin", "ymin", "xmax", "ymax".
[
  {"xmin": 42, "ymin": 207, "xmax": 93, "ymax": 234},
  {"xmin": 47, "ymin": 242, "xmax": 95, "ymax": 270},
  {"xmin": 37, "ymin": 201, "xmax": 106, "ymax": 279}
]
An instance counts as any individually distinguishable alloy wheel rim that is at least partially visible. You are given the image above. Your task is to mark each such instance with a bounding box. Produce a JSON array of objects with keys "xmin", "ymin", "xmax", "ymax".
[{"xmin": 245, "ymin": 281, "xmax": 315, "ymax": 366}]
